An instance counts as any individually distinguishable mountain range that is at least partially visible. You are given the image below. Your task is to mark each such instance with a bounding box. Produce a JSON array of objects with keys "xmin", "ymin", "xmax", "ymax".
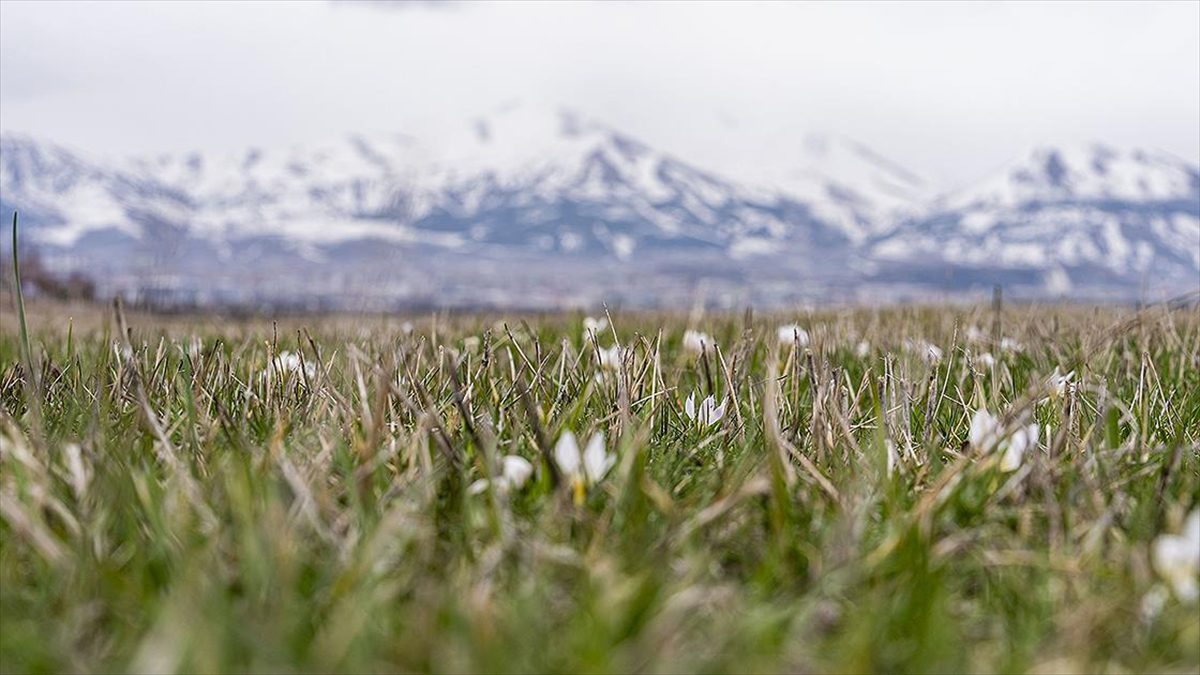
[{"xmin": 2, "ymin": 105, "xmax": 1197, "ymax": 309}]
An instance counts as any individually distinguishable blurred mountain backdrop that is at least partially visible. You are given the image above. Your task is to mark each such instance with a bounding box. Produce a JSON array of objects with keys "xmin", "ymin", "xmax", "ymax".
[{"xmin": 3, "ymin": 104, "xmax": 1197, "ymax": 309}]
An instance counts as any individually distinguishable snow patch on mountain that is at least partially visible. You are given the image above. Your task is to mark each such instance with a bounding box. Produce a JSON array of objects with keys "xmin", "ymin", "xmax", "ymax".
[{"xmin": 868, "ymin": 145, "xmax": 1200, "ymax": 292}]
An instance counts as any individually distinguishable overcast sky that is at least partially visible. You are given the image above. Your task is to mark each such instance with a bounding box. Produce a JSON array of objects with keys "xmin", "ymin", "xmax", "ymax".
[{"xmin": 2, "ymin": 0, "xmax": 1197, "ymax": 189}]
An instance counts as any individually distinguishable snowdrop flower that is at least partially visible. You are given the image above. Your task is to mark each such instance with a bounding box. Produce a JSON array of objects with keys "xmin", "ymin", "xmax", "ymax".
[
  {"xmin": 1152, "ymin": 509, "xmax": 1200, "ymax": 603},
  {"xmin": 684, "ymin": 392, "xmax": 728, "ymax": 427},
  {"xmin": 554, "ymin": 430, "xmax": 616, "ymax": 504},
  {"xmin": 682, "ymin": 329, "xmax": 714, "ymax": 355},
  {"xmin": 969, "ymin": 409, "xmax": 1039, "ymax": 472},
  {"xmin": 777, "ymin": 324, "xmax": 810, "ymax": 347},
  {"xmin": 468, "ymin": 455, "xmax": 535, "ymax": 496},
  {"xmin": 583, "ymin": 316, "xmax": 609, "ymax": 340}
]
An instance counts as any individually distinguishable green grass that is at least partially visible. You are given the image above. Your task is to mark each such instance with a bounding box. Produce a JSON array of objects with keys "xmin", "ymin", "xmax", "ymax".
[{"xmin": 0, "ymin": 302, "xmax": 1197, "ymax": 673}]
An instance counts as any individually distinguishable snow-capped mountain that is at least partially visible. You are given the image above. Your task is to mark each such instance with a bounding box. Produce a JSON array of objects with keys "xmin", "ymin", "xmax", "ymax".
[
  {"xmin": 4, "ymin": 107, "xmax": 851, "ymax": 265},
  {"xmin": 2, "ymin": 109, "xmax": 1197, "ymax": 309},
  {"xmin": 0, "ymin": 133, "xmax": 190, "ymax": 247},
  {"xmin": 866, "ymin": 146, "xmax": 1200, "ymax": 296},
  {"xmin": 750, "ymin": 133, "xmax": 934, "ymax": 244}
]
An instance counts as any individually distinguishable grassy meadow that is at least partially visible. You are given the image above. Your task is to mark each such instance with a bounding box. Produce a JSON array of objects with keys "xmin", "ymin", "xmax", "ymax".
[{"xmin": 1, "ymin": 298, "xmax": 1198, "ymax": 673}]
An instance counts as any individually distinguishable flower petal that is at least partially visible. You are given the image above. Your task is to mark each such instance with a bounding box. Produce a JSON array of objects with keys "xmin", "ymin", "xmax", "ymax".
[
  {"xmin": 1184, "ymin": 509, "xmax": 1200, "ymax": 548},
  {"xmin": 698, "ymin": 396, "xmax": 716, "ymax": 425},
  {"xmin": 554, "ymin": 431, "xmax": 582, "ymax": 478},
  {"xmin": 501, "ymin": 455, "xmax": 534, "ymax": 489},
  {"xmin": 710, "ymin": 398, "xmax": 727, "ymax": 425},
  {"xmin": 969, "ymin": 410, "xmax": 998, "ymax": 449},
  {"xmin": 583, "ymin": 432, "xmax": 611, "ymax": 483}
]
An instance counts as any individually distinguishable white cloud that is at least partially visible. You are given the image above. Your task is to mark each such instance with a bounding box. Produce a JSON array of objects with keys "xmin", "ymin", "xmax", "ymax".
[{"xmin": 1, "ymin": 0, "xmax": 1196, "ymax": 188}]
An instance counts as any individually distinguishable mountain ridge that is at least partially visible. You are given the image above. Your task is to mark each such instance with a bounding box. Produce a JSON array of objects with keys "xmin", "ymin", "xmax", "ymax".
[{"xmin": 2, "ymin": 111, "xmax": 1197, "ymax": 308}]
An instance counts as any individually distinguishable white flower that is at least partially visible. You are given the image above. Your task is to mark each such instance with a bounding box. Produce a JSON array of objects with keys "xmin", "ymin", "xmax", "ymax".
[
  {"xmin": 684, "ymin": 392, "xmax": 728, "ymax": 427},
  {"xmin": 1152, "ymin": 509, "xmax": 1200, "ymax": 603},
  {"xmin": 924, "ymin": 344, "xmax": 943, "ymax": 363},
  {"xmin": 583, "ymin": 316, "xmax": 609, "ymax": 340},
  {"xmin": 267, "ymin": 350, "xmax": 318, "ymax": 381},
  {"xmin": 187, "ymin": 336, "xmax": 203, "ymax": 362},
  {"xmin": 596, "ymin": 345, "xmax": 622, "ymax": 372},
  {"xmin": 278, "ymin": 351, "xmax": 302, "ymax": 372},
  {"xmin": 400, "ymin": 321, "xmax": 415, "ymax": 335},
  {"xmin": 777, "ymin": 324, "xmax": 810, "ymax": 347},
  {"xmin": 554, "ymin": 430, "xmax": 616, "ymax": 504},
  {"xmin": 976, "ymin": 352, "xmax": 996, "ymax": 368},
  {"xmin": 682, "ymin": 330, "xmax": 714, "ymax": 355},
  {"xmin": 1000, "ymin": 337, "xmax": 1024, "ymax": 353},
  {"xmin": 467, "ymin": 455, "xmax": 535, "ymax": 495},
  {"xmin": 1140, "ymin": 585, "xmax": 1169, "ymax": 623},
  {"xmin": 1001, "ymin": 423, "xmax": 1038, "ymax": 472},
  {"xmin": 904, "ymin": 339, "xmax": 942, "ymax": 364},
  {"xmin": 855, "ymin": 341, "xmax": 871, "ymax": 358},
  {"xmin": 63, "ymin": 443, "xmax": 89, "ymax": 499},
  {"xmin": 1047, "ymin": 367, "xmax": 1075, "ymax": 398},
  {"xmin": 969, "ymin": 409, "xmax": 1001, "ymax": 449},
  {"xmin": 112, "ymin": 341, "xmax": 134, "ymax": 362},
  {"xmin": 969, "ymin": 409, "xmax": 1039, "ymax": 472},
  {"xmin": 966, "ymin": 325, "xmax": 987, "ymax": 343}
]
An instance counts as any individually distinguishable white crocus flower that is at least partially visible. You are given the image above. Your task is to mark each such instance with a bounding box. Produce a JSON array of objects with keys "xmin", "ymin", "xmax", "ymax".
[
  {"xmin": 583, "ymin": 316, "xmax": 609, "ymax": 340},
  {"xmin": 1047, "ymin": 367, "xmax": 1075, "ymax": 399},
  {"xmin": 1000, "ymin": 423, "xmax": 1039, "ymax": 472},
  {"xmin": 969, "ymin": 409, "xmax": 1001, "ymax": 449},
  {"xmin": 554, "ymin": 430, "xmax": 615, "ymax": 504},
  {"xmin": 596, "ymin": 345, "xmax": 622, "ymax": 372},
  {"xmin": 777, "ymin": 324, "xmax": 810, "ymax": 347},
  {"xmin": 467, "ymin": 455, "xmax": 535, "ymax": 496},
  {"xmin": 1152, "ymin": 509, "xmax": 1200, "ymax": 603},
  {"xmin": 924, "ymin": 343, "xmax": 943, "ymax": 364},
  {"xmin": 187, "ymin": 336, "xmax": 203, "ymax": 363},
  {"xmin": 682, "ymin": 330, "xmax": 713, "ymax": 355},
  {"xmin": 969, "ymin": 409, "xmax": 1039, "ymax": 472},
  {"xmin": 1000, "ymin": 337, "xmax": 1024, "ymax": 353},
  {"xmin": 113, "ymin": 341, "xmax": 134, "ymax": 362},
  {"xmin": 684, "ymin": 392, "xmax": 728, "ymax": 427},
  {"xmin": 904, "ymin": 339, "xmax": 942, "ymax": 364},
  {"xmin": 266, "ymin": 350, "xmax": 318, "ymax": 381}
]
